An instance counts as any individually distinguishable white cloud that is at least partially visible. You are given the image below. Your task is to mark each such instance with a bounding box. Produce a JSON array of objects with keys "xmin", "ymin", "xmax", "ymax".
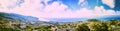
[
  {"xmin": 0, "ymin": 0, "xmax": 23, "ymax": 9},
  {"xmin": 38, "ymin": 18, "xmax": 50, "ymax": 22},
  {"xmin": 43, "ymin": 2, "xmax": 67, "ymax": 13},
  {"xmin": 116, "ymin": 11, "xmax": 120, "ymax": 15},
  {"xmin": 102, "ymin": 0, "xmax": 115, "ymax": 8},
  {"xmin": 0, "ymin": 0, "xmax": 47, "ymax": 21},
  {"xmin": 78, "ymin": 0, "xmax": 85, "ymax": 5},
  {"xmin": 0, "ymin": 0, "xmax": 17, "ymax": 12},
  {"xmin": 0, "ymin": 0, "xmax": 119, "ymax": 21},
  {"xmin": 34, "ymin": 6, "xmax": 118, "ymax": 18},
  {"xmin": 42, "ymin": 0, "xmax": 51, "ymax": 5}
]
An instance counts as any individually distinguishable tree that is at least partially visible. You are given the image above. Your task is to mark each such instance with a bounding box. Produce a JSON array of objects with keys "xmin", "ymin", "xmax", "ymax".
[
  {"xmin": 0, "ymin": 16, "xmax": 15, "ymax": 31},
  {"xmin": 107, "ymin": 19, "xmax": 118, "ymax": 25},
  {"xmin": 87, "ymin": 19, "xmax": 100, "ymax": 22},
  {"xmin": 75, "ymin": 23, "xmax": 90, "ymax": 31},
  {"xmin": 88, "ymin": 22, "xmax": 109, "ymax": 31},
  {"xmin": 36, "ymin": 26, "xmax": 52, "ymax": 31}
]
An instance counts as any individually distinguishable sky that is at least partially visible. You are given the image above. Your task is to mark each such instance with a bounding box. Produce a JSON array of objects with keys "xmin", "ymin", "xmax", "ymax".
[{"xmin": 0, "ymin": 0, "xmax": 120, "ymax": 22}]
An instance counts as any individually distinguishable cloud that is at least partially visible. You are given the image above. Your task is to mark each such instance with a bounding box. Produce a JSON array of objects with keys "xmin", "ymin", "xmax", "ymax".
[
  {"xmin": 0, "ymin": 0, "xmax": 119, "ymax": 21},
  {"xmin": 43, "ymin": 2, "xmax": 67, "ymax": 13},
  {"xmin": 101, "ymin": 0, "xmax": 115, "ymax": 8},
  {"xmin": 0, "ymin": 0, "xmax": 24, "ymax": 9},
  {"xmin": 37, "ymin": 5, "xmax": 118, "ymax": 18},
  {"xmin": 94, "ymin": 6, "xmax": 116, "ymax": 15},
  {"xmin": 78, "ymin": 0, "xmax": 85, "ymax": 5},
  {"xmin": 42, "ymin": 0, "xmax": 51, "ymax": 5},
  {"xmin": 0, "ymin": 0, "xmax": 48, "ymax": 21}
]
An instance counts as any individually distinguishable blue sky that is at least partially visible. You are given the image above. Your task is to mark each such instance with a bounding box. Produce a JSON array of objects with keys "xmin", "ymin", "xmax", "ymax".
[{"xmin": 0, "ymin": 0, "xmax": 120, "ymax": 22}]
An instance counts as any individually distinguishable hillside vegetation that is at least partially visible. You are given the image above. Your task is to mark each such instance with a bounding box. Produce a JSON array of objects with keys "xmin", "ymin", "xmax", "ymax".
[{"xmin": 0, "ymin": 12, "xmax": 120, "ymax": 31}]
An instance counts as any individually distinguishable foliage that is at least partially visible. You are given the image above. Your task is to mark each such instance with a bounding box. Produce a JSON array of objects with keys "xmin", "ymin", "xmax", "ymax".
[
  {"xmin": 1, "ymin": 15, "xmax": 120, "ymax": 31},
  {"xmin": 88, "ymin": 22, "xmax": 108, "ymax": 31},
  {"xmin": 87, "ymin": 19, "xmax": 100, "ymax": 22},
  {"xmin": 75, "ymin": 23, "xmax": 90, "ymax": 31}
]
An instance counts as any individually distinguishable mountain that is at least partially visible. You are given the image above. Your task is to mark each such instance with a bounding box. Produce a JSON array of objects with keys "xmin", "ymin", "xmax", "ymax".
[
  {"xmin": 47, "ymin": 15, "xmax": 120, "ymax": 22},
  {"xmin": 96, "ymin": 15, "xmax": 120, "ymax": 21},
  {"xmin": 0, "ymin": 12, "xmax": 39, "ymax": 22},
  {"xmin": 1, "ymin": 12, "xmax": 120, "ymax": 23},
  {"xmin": 0, "ymin": 12, "xmax": 57, "ymax": 25}
]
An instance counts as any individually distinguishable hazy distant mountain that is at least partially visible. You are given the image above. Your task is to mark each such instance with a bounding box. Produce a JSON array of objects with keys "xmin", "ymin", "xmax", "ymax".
[
  {"xmin": 96, "ymin": 15, "xmax": 120, "ymax": 21},
  {"xmin": 0, "ymin": 12, "xmax": 56, "ymax": 25},
  {"xmin": 48, "ymin": 15, "xmax": 120, "ymax": 22},
  {"xmin": 1, "ymin": 12, "xmax": 120, "ymax": 23},
  {"xmin": 0, "ymin": 12, "xmax": 39, "ymax": 22}
]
